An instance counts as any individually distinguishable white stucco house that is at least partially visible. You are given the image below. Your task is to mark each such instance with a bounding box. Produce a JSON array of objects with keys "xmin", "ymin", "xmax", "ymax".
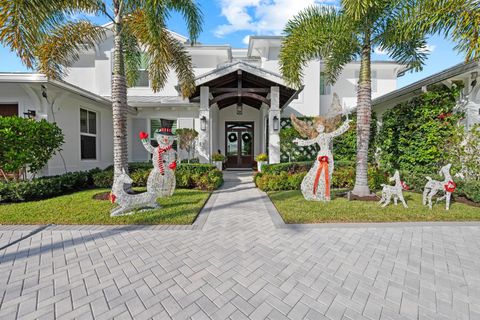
[{"xmin": 0, "ymin": 31, "xmax": 406, "ymax": 175}]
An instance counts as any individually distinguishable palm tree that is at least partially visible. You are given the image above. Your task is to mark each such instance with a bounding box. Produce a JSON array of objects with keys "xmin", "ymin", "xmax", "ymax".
[
  {"xmin": 279, "ymin": 0, "xmax": 479, "ymax": 197},
  {"xmin": 0, "ymin": 0, "xmax": 203, "ymax": 176}
]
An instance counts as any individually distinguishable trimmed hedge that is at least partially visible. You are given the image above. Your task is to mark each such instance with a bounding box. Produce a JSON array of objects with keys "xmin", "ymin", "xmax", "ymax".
[
  {"xmin": 257, "ymin": 161, "xmax": 480, "ymax": 204},
  {"xmin": 1, "ymin": 163, "xmax": 223, "ymax": 203},
  {"xmin": 255, "ymin": 161, "xmax": 389, "ymax": 192},
  {"xmin": 0, "ymin": 169, "xmax": 99, "ymax": 203},
  {"xmin": 93, "ymin": 163, "xmax": 223, "ymax": 191}
]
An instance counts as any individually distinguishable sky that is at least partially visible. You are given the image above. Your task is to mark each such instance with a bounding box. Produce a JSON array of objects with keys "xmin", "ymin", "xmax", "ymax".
[{"xmin": 0, "ymin": 0, "xmax": 466, "ymax": 88}]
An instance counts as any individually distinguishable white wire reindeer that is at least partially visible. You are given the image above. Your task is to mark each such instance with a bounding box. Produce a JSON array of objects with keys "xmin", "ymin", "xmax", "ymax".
[
  {"xmin": 378, "ymin": 170, "xmax": 408, "ymax": 208},
  {"xmin": 423, "ymin": 163, "xmax": 456, "ymax": 210},
  {"xmin": 110, "ymin": 169, "xmax": 159, "ymax": 217}
]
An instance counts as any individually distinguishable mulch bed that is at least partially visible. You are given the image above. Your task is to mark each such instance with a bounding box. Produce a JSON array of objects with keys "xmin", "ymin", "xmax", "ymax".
[
  {"xmin": 344, "ymin": 191, "xmax": 380, "ymax": 202},
  {"xmin": 455, "ymin": 196, "xmax": 480, "ymax": 208},
  {"xmin": 93, "ymin": 192, "xmax": 110, "ymax": 201}
]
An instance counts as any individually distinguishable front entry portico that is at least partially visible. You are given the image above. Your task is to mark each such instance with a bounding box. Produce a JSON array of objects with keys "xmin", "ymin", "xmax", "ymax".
[{"xmin": 190, "ymin": 62, "xmax": 300, "ymax": 168}]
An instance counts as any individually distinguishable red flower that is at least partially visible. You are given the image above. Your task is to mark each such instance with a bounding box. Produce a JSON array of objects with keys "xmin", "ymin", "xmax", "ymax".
[
  {"xmin": 318, "ymin": 156, "xmax": 329, "ymax": 163},
  {"xmin": 401, "ymin": 181, "xmax": 410, "ymax": 190},
  {"xmin": 139, "ymin": 131, "xmax": 149, "ymax": 140},
  {"xmin": 109, "ymin": 192, "xmax": 116, "ymax": 204},
  {"xmin": 168, "ymin": 161, "xmax": 177, "ymax": 170},
  {"xmin": 444, "ymin": 181, "xmax": 456, "ymax": 193}
]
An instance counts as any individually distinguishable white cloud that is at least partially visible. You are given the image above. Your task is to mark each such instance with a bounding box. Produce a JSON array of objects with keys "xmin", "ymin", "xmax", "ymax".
[
  {"xmin": 419, "ymin": 44, "xmax": 436, "ymax": 53},
  {"xmin": 242, "ymin": 35, "xmax": 251, "ymax": 45},
  {"xmin": 214, "ymin": 0, "xmax": 334, "ymax": 37},
  {"xmin": 374, "ymin": 47, "xmax": 389, "ymax": 56}
]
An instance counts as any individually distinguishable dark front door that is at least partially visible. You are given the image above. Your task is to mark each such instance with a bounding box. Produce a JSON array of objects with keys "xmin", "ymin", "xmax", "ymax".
[
  {"xmin": 225, "ymin": 122, "xmax": 254, "ymax": 168},
  {"xmin": 0, "ymin": 104, "xmax": 18, "ymax": 117}
]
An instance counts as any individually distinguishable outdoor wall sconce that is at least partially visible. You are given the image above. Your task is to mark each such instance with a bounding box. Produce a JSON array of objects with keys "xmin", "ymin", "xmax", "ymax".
[
  {"xmin": 236, "ymin": 103, "xmax": 243, "ymax": 115},
  {"xmin": 200, "ymin": 116, "xmax": 207, "ymax": 131},
  {"xmin": 23, "ymin": 109, "xmax": 36, "ymax": 119},
  {"xmin": 273, "ymin": 116, "xmax": 279, "ymax": 131}
]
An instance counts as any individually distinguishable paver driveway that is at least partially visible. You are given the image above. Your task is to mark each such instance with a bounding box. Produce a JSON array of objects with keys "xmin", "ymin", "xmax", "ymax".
[{"xmin": 1, "ymin": 171, "xmax": 480, "ymax": 320}]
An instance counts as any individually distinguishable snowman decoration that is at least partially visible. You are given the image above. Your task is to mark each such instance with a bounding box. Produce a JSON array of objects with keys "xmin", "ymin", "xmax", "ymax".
[{"xmin": 139, "ymin": 119, "xmax": 177, "ymax": 198}]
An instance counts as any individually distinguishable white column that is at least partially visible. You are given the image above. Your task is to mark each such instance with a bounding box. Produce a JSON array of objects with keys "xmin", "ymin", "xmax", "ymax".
[
  {"xmin": 269, "ymin": 86, "xmax": 281, "ymax": 164},
  {"xmin": 198, "ymin": 86, "xmax": 210, "ymax": 163}
]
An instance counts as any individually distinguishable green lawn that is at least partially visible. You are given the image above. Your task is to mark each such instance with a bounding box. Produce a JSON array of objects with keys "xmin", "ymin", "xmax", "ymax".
[
  {"xmin": 0, "ymin": 189, "xmax": 210, "ymax": 225},
  {"xmin": 269, "ymin": 190, "xmax": 480, "ymax": 223}
]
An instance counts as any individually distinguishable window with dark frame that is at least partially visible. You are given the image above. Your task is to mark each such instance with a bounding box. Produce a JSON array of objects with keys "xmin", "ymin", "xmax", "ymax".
[
  {"xmin": 131, "ymin": 53, "xmax": 150, "ymax": 88},
  {"xmin": 80, "ymin": 109, "xmax": 97, "ymax": 160}
]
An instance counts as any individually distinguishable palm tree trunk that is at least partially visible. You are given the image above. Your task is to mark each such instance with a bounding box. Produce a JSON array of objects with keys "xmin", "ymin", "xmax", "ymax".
[
  {"xmin": 352, "ymin": 31, "xmax": 372, "ymax": 197},
  {"xmin": 111, "ymin": 0, "xmax": 128, "ymax": 177}
]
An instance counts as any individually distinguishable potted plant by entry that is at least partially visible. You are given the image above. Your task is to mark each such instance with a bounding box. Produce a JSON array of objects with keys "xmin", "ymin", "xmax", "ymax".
[
  {"xmin": 255, "ymin": 153, "xmax": 268, "ymax": 172},
  {"xmin": 212, "ymin": 153, "xmax": 225, "ymax": 171}
]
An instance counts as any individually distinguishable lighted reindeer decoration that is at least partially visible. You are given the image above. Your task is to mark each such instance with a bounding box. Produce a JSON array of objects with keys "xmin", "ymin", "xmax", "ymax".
[
  {"xmin": 423, "ymin": 163, "xmax": 456, "ymax": 210},
  {"xmin": 379, "ymin": 170, "xmax": 409, "ymax": 208},
  {"xmin": 110, "ymin": 169, "xmax": 158, "ymax": 217}
]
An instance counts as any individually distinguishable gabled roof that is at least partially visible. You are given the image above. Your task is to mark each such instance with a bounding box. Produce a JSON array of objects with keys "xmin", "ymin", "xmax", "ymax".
[
  {"xmin": 191, "ymin": 61, "xmax": 300, "ymax": 110},
  {"xmin": 194, "ymin": 61, "xmax": 291, "ymax": 88}
]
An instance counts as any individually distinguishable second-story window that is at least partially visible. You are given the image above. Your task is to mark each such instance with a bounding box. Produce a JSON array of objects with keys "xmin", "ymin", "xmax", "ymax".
[
  {"xmin": 320, "ymin": 72, "xmax": 332, "ymax": 95},
  {"xmin": 133, "ymin": 53, "xmax": 149, "ymax": 88}
]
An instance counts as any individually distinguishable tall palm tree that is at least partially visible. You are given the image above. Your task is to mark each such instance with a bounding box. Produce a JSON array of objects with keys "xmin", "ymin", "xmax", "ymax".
[
  {"xmin": 0, "ymin": 0, "xmax": 203, "ymax": 176},
  {"xmin": 280, "ymin": 0, "xmax": 479, "ymax": 197}
]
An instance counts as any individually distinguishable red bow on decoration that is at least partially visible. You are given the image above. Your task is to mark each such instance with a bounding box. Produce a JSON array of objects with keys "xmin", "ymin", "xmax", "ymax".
[
  {"xmin": 109, "ymin": 192, "xmax": 116, "ymax": 204},
  {"xmin": 444, "ymin": 181, "xmax": 456, "ymax": 193},
  {"xmin": 168, "ymin": 161, "xmax": 177, "ymax": 170},
  {"xmin": 139, "ymin": 131, "xmax": 149, "ymax": 140},
  {"xmin": 401, "ymin": 181, "xmax": 410, "ymax": 190},
  {"xmin": 313, "ymin": 155, "xmax": 330, "ymax": 197}
]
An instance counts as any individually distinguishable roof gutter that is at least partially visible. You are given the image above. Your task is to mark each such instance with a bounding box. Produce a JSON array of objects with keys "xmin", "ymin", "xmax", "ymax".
[{"xmin": 373, "ymin": 60, "xmax": 479, "ymax": 106}]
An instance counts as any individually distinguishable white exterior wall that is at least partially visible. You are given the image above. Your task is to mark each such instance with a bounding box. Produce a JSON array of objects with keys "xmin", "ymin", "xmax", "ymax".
[
  {"xmin": 46, "ymin": 96, "xmax": 113, "ymax": 175},
  {"xmin": 0, "ymin": 82, "xmax": 114, "ymax": 176},
  {"xmin": 130, "ymin": 107, "xmax": 200, "ymax": 162},
  {"xmin": 0, "ymin": 83, "xmax": 38, "ymax": 117}
]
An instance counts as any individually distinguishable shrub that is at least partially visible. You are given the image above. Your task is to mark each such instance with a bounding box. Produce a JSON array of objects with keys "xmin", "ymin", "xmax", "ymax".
[
  {"xmin": 0, "ymin": 116, "xmax": 64, "ymax": 178},
  {"xmin": 377, "ymin": 85, "xmax": 463, "ymax": 173},
  {"xmin": 456, "ymin": 180, "xmax": 480, "ymax": 203},
  {"xmin": 0, "ymin": 170, "xmax": 96, "ymax": 202},
  {"xmin": 176, "ymin": 128, "xmax": 198, "ymax": 163},
  {"xmin": 262, "ymin": 162, "xmax": 313, "ymax": 175},
  {"xmin": 180, "ymin": 158, "xmax": 199, "ymax": 164},
  {"xmin": 256, "ymin": 161, "xmax": 388, "ymax": 192},
  {"xmin": 212, "ymin": 153, "xmax": 225, "ymax": 161},
  {"xmin": 95, "ymin": 163, "xmax": 223, "ymax": 191},
  {"xmin": 256, "ymin": 172, "xmax": 306, "ymax": 191},
  {"xmin": 92, "ymin": 170, "xmax": 114, "ymax": 188},
  {"xmin": 255, "ymin": 153, "xmax": 268, "ymax": 162}
]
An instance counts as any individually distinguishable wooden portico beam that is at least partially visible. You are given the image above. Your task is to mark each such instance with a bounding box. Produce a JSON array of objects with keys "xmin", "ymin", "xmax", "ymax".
[
  {"xmin": 237, "ymin": 70, "xmax": 242, "ymax": 107},
  {"xmin": 209, "ymin": 88, "xmax": 270, "ymax": 93},
  {"xmin": 209, "ymin": 92, "xmax": 271, "ymax": 106}
]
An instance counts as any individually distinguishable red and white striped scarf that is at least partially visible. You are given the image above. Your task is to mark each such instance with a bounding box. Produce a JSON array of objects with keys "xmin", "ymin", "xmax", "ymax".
[{"xmin": 157, "ymin": 145, "xmax": 173, "ymax": 174}]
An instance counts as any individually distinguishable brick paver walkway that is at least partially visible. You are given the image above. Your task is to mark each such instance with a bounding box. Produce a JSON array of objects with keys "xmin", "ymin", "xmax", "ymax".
[{"xmin": 1, "ymin": 172, "xmax": 480, "ymax": 319}]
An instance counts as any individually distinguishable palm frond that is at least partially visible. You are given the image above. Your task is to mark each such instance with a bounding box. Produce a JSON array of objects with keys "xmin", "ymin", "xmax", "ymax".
[
  {"xmin": 280, "ymin": 6, "xmax": 359, "ymax": 88},
  {"xmin": 161, "ymin": 0, "xmax": 203, "ymax": 43},
  {"xmin": 0, "ymin": 0, "xmax": 102, "ymax": 68},
  {"xmin": 126, "ymin": 9, "xmax": 196, "ymax": 96},
  {"xmin": 35, "ymin": 21, "xmax": 106, "ymax": 79},
  {"xmin": 122, "ymin": 29, "xmax": 142, "ymax": 87},
  {"xmin": 414, "ymin": 0, "xmax": 480, "ymax": 60}
]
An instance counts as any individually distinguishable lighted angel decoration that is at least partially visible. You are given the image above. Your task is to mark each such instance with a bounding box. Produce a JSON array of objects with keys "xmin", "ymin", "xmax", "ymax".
[{"xmin": 292, "ymin": 93, "xmax": 351, "ymax": 201}]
